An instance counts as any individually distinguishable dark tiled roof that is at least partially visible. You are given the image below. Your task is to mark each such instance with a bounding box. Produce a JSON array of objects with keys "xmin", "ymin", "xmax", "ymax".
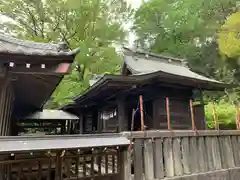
[
  {"xmin": 123, "ymin": 47, "xmax": 222, "ymax": 84},
  {"xmin": 0, "ymin": 34, "xmax": 80, "ymax": 56}
]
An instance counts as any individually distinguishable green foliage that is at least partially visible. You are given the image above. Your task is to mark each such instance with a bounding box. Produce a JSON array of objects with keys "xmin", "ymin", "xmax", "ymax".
[
  {"xmin": 205, "ymin": 101, "xmax": 236, "ymax": 129},
  {"xmin": 0, "ymin": 0, "xmax": 132, "ymax": 107},
  {"xmin": 218, "ymin": 12, "xmax": 240, "ymax": 58}
]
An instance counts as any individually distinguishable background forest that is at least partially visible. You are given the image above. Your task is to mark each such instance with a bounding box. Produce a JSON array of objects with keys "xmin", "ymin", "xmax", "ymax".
[{"xmin": 0, "ymin": 0, "xmax": 239, "ymax": 127}]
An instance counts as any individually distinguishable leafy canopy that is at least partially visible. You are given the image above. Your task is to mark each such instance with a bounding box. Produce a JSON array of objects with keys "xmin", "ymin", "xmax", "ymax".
[{"xmin": 218, "ymin": 12, "xmax": 240, "ymax": 58}]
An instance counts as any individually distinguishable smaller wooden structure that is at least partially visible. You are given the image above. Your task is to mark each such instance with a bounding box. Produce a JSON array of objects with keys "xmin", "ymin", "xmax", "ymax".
[
  {"xmin": 62, "ymin": 47, "xmax": 229, "ymax": 133},
  {"xmin": 17, "ymin": 109, "xmax": 80, "ymax": 135}
]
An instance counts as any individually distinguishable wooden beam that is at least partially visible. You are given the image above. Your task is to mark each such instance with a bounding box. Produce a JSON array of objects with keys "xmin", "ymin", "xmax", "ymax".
[
  {"xmin": 8, "ymin": 63, "xmax": 70, "ymax": 75},
  {"xmin": 139, "ymin": 95, "xmax": 145, "ymax": 131}
]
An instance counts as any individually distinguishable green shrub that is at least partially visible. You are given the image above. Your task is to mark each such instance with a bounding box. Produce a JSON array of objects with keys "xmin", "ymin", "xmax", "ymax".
[{"xmin": 205, "ymin": 101, "xmax": 236, "ymax": 129}]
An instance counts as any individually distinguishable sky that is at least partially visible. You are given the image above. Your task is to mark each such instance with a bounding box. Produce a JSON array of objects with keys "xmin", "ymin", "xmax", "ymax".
[
  {"xmin": 125, "ymin": 0, "xmax": 142, "ymax": 47},
  {"xmin": 127, "ymin": 0, "xmax": 142, "ymax": 9}
]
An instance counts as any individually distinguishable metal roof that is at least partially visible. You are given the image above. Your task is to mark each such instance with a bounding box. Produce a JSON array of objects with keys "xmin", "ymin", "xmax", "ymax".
[
  {"xmin": 0, "ymin": 34, "xmax": 80, "ymax": 56},
  {"xmin": 123, "ymin": 47, "xmax": 222, "ymax": 84},
  {"xmin": 0, "ymin": 134, "xmax": 129, "ymax": 152},
  {"xmin": 23, "ymin": 109, "xmax": 79, "ymax": 120}
]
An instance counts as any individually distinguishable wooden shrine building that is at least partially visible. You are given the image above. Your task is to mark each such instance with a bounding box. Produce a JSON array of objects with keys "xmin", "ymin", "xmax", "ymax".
[
  {"xmin": 62, "ymin": 47, "xmax": 228, "ymax": 133},
  {"xmin": 0, "ymin": 34, "xmax": 80, "ymax": 136}
]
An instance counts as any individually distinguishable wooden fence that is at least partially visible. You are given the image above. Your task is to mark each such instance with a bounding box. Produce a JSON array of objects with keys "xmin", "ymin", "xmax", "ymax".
[{"xmin": 123, "ymin": 130, "xmax": 240, "ymax": 180}]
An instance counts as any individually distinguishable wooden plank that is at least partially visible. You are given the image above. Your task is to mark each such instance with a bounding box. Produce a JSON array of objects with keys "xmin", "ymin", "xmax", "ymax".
[
  {"xmin": 205, "ymin": 137, "xmax": 213, "ymax": 171},
  {"xmin": 211, "ymin": 137, "xmax": 222, "ymax": 170},
  {"xmin": 189, "ymin": 137, "xmax": 199, "ymax": 173},
  {"xmin": 181, "ymin": 137, "xmax": 190, "ymax": 175},
  {"xmin": 133, "ymin": 139, "xmax": 144, "ymax": 180},
  {"xmin": 197, "ymin": 137, "xmax": 208, "ymax": 172},
  {"xmin": 153, "ymin": 138, "xmax": 164, "ymax": 179},
  {"xmin": 219, "ymin": 136, "xmax": 235, "ymax": 168},
  {"xmin": 163, "ymin": 137, "xmax": 174, "ymax": 177},
  {"xmin": 231, "ymin": 136, "xmax": 240, "ymax": 167},
  {"xmin": 143, "ymin": 139, "xmax": 154, "ymax": 180},
  {"xmin": 172, "ymin": 137, "xmax": 183, "ymax": 176}
]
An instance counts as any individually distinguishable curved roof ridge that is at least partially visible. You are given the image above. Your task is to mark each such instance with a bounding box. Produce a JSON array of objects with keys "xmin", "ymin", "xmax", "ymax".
[{"xmin": 123, "ymin": 46, "xmax": 186, "ymax": 63}]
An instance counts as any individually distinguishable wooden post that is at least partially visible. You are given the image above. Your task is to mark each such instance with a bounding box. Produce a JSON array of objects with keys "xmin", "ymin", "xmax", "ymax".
[
  {"xmin": 166, "ymin": 97, "xmax": 171, "ymax": 130},
  {"xmin": 200, "ymin": 90, "xmax": 207, "ymax": 129},
  {"xmin": 117, "ymin": 95, "xmax": 127, "ymax": 132},
  {"xmin": 55, "ymin": 152, "xmax": 62, "ymax": 180},
  {"xmin": 139, "ymin": 95, "xmax": 145, "ymax": 131},
  {"xmin": 119, "ymin": 147, "xmax": 131, "ymax": 180},
  {"xmin": 236, "ymin": 106, "xmax": 240, "ymax": 130},
  {"xmin": 212, "ymin": 101, "xmax": 218, "ymax": 130},
  {"xmin": 190, "ymin": 99, "xmax": 196, "ymax": 130}
]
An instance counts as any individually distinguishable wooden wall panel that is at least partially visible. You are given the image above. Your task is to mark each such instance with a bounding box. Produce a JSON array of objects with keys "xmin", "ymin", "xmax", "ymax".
[{"xmin": 153, "ymin": 98, "xmax": 197, "ymax": 130}]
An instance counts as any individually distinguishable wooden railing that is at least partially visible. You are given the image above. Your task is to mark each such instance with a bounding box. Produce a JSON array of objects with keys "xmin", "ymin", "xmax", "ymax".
[
  {"xmin": 0, "ymin": 134, "xmax": 130, "ymax": 180},
  {"xmin": 122, "ymin": 130, "xmax": 240, "ymax": 180}
]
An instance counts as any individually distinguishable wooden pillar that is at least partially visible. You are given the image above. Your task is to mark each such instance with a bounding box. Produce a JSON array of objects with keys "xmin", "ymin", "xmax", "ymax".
[
  {"xmin": 200, "ymin": 90, "xmax": 207, "ymax": 130},
  {"xmin": 78, "ymin": 113, "xmax": 83, "ymax": 134},
  {"xmin": 118, "ymin": 147, "xmax": 131, "ymax": 180},
  {"xmin": 152, "ymin": 98, "xmax": 159, "ymax": 129},
  {"xmin": 117, "ymin": 95, "xmax": 128, "ymax": 132},
  {"xmin": 97, "ymin": 108, "xmax": 102, "ymax": 133}
]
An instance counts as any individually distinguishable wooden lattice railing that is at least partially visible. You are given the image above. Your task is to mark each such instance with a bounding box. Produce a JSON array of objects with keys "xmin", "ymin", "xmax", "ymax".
[{"xmin": 0, "ymin": 147, "xmax": 123, "ymax": 180}]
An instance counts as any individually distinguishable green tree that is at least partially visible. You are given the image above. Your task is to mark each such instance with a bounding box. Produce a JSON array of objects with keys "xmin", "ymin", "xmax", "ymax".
[
  {"xmin": 0, "ymin": 0, "xmax": 132, "ymax": 107},
  {"xmin": 133, "ymin": 0, "xmax": 239, "ymax": 94},
  {"xmin": 134, "ymin": 0, "xmax": 237, "ymax": 69}
]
